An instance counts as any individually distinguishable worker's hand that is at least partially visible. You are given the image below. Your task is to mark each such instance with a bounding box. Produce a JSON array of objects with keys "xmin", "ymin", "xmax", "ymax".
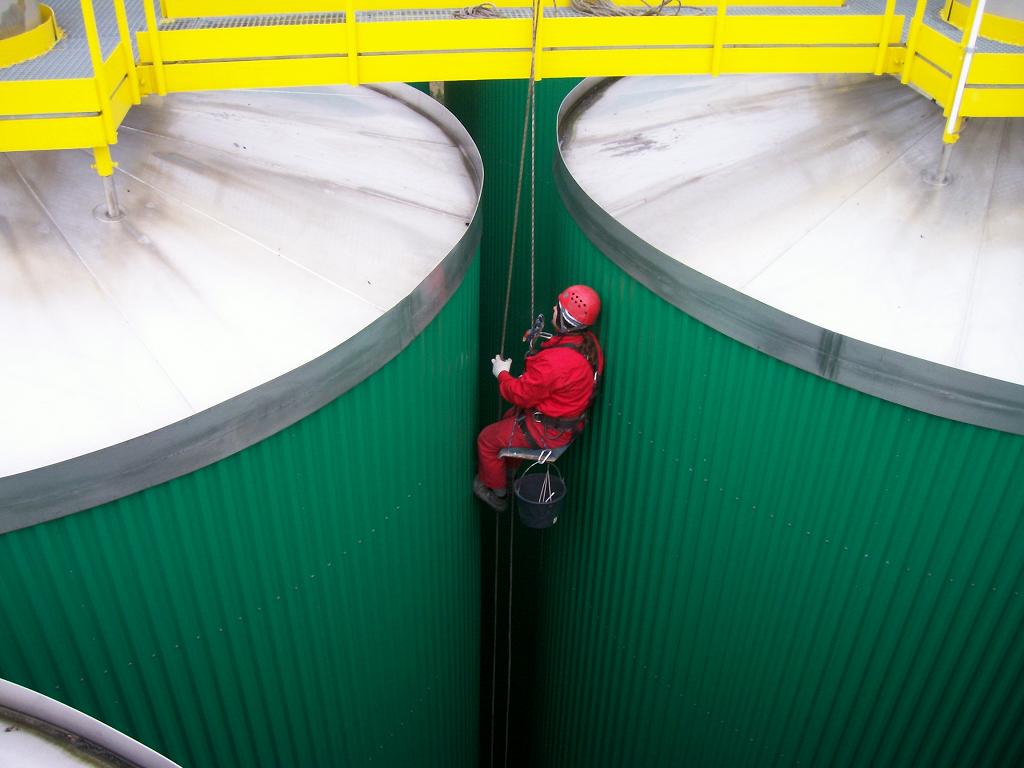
[{"xmin": 491, "ymin": 355, "xmax": 512, "ymax": 378}]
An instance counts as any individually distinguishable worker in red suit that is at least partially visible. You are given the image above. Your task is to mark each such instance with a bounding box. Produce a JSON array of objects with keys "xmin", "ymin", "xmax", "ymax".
[{"xmin": 474, "ymin": 285, "xmax": 604, "ymax": 512}]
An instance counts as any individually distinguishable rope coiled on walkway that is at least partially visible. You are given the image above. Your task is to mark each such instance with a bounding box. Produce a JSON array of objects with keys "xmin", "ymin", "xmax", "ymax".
[{"xmin": 570, "ymin": 0, "xmax": 704, "ymax": 16}]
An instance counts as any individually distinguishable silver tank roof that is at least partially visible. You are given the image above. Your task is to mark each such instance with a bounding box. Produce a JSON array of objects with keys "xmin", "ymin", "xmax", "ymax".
[
  {"xmin": 558, "ymin": 74, "xmax": 1024, "ymax": 432},
  {"xmin": 0, "ymin": 678, "xmax": 179, "ymax": 767},
  {"xmin": 0, "ymin": 84, "xmax": 481, "ymax": 526}
]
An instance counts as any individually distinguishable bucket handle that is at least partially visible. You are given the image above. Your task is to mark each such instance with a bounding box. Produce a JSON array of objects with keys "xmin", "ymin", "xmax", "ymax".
[
  {"xmin": 521, "ymin": 460, "xmax": 562, "ymax": 481},
  {"xmin": 520, "ymin": 461, "xmax": 563, "ymax": 505}
]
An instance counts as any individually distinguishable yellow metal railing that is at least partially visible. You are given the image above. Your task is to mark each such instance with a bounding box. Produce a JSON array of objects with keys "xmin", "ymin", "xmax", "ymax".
[
  {"xmin": 159, "ymin": 0, "xmax": 847, "ymax": 16},
  {"xmin": 0, "ymin": 0, "xmax": 1021, "ymax": 163},
  {"xmin": 132, "ymin": 5, "xmax": 911, "ymax": 91},
  {"xmin": 944, "ymin": 0, "xmax": 1024, "ymax": 46},
  {"xmin": 0, "ymin": 0, "xmax": 138, "ymax": 153}
]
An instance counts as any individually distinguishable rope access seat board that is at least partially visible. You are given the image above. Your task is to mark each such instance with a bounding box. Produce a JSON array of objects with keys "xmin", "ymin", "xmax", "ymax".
[
  {"xmin": 499, "ymin": 445, "xmax": 569, "ymax": 462},
  {"xmin": 0, "ymin": 0, "xmax": 1022, "ymax": 156}
]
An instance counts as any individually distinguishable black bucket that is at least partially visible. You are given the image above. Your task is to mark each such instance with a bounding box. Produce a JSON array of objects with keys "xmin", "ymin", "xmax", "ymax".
[{"xmin": 514, "ymin": 464, "xmax": 566, "ymax": 529}]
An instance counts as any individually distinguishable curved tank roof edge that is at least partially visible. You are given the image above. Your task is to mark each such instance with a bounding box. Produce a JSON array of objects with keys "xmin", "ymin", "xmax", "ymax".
[
  {"xmin": 0, "ymin": 678, "xmax": 180, "ymax": 767},
  {"xmin": 0, "ymin": 84, "xmax": 483, "ymax": 534},
  {"xmin": 556, "ymin": 77, "xmax": 1024, "ymax": 437}
]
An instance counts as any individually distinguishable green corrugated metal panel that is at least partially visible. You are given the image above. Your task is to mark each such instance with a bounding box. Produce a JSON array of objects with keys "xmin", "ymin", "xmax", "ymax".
[
  {"xmin": 531, "ymin": 210, "xmax": 1024, "ymax": 767},
  {"xmin": 0, "ymin": 257, "xmax": 481, "ymax": 768},
  {"xmin": 444, "ymin": 78, "xmax": 580, "ymax": 766},
  {"xmin": 445, "ymin": 79, "xmax": 579, "ymax": 421}
]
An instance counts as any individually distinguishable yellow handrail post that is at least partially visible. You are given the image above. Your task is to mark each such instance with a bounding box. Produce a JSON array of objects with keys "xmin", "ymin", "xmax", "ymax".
[
  {"xmin": 874, "ymin": 0, "xmax": 897, "ymax": 75},
  {"xmin": 533, "ymin": 0, "xmax": 544, "ymax": 82},
  {"xmin": 80, "ymin": 0, "xmax": 116, "ymax": 145},
  {"xmin": 945, "ymin": 0, "xmax": 981, "ymax": 116},
  {"xmin": 711, "ymin": 0, "xmax": 727, "ymax": 76},
  {"xmin": 143, "ymin": 0, "xmax": 168, "ymax": 95},
  {"xmin": 113, "ymin": 0, "xmax": 141, "ymax": 104},
  {"xmin": 92, "ymin": 144, "xmax": 116, "ymax": 177},
  {"xmin": 900, "ymin": 0, "xmax": 928, "ymax": 84},
  {"xmin": 345, "ymin": 0, "xmax": 359, "ymax": 86},
  {"xmin": 943, "ymin": 0, "xmax": 987, "ymax": 142}
]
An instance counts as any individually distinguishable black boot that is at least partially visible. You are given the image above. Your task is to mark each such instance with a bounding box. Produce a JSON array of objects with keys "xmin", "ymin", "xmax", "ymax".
[{"xmin": 473, "ymin": 477, "xmax": 508, "ymax": 512}]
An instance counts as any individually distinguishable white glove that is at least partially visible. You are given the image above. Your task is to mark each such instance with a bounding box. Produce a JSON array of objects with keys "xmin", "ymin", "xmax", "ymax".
[{"xmin": 491, "ymin": 355, "xmax": 512, "ymax": 378}]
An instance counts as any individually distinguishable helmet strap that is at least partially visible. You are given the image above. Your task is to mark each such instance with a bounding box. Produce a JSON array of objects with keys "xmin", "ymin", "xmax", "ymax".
[{"xmin": 552, "ymin": 306, "xmax": 567, "ymax": 333}]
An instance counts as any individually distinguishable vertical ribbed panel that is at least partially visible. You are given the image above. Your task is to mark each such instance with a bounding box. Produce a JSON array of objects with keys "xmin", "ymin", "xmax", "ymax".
[
  {"xmin": 0, "ymin": 258, "xmax": 480, "ymax": 768},
  {"xmin": 444, "ymin": 79, "xmax": 580, "ymax": 767},
  {"xmin": 445, "ymin": 79, "xmax": 579, "ymax": 421},
  {"xmin": 533, "ymin": 213, "xmax": 1024, "ymax": 767}
]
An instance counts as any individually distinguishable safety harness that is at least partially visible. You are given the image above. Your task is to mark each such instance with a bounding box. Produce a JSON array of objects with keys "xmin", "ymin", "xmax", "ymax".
[{"xmin": 514, "ymin": 331, "xmax": 602, "ymax": 449}]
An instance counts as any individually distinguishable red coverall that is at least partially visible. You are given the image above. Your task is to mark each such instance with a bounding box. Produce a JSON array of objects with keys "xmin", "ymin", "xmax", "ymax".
[{"xmin": 476, "ymin": 333, "xmax": 604, "ymax": 490}]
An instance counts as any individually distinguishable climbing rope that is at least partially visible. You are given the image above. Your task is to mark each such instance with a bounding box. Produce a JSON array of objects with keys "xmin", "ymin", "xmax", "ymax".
[
  {"xmin": 491, "ymin": 4, "xmax": 541, "ymax": 766},
  {"xmin": 502, "ymin": 501, "xmax": 515, "ymax": 768},
  {"xmin": 453, "ymin": 2, "xmax": 503, "ymax": 19},
  {"xmin": 529, "ymin": 61, "xmax": 536, "ymax": 322},
  {"xmin": 498, "ymin": 1, "xmax": 541, "ymax": 362},
  {"xmin": 569, "ymin": 0, "xmax": 704, "ymax": 16},
  {"xmin": 489, "ymin": 510, "xmax": 500, "ymax": 768},
  {"xmin": 500, "ymin": 3, "xmax": 702, "ymax": 351}
]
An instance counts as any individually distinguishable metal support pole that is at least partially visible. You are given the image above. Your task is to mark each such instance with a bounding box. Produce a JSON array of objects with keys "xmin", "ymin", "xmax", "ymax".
[
  {"xmin": 923, "ymin": 0, "xmax": 987, "ymax": 185},
  {"xmin": 101, "ymin": 175, "xmax": 122, "ymax": 219},
  {"xmin": 923, "ymin": 143, "xmax": 954, "ymax": 186},
  {"xmin": 92, "ymin": 146, "xmax": 124, "ymax": 221}
]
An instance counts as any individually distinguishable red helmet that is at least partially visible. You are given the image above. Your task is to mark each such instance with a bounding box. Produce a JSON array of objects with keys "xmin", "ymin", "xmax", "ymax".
[{"xmin": 557, "ymin": 285, "xmax": 601, "ymax": 328}]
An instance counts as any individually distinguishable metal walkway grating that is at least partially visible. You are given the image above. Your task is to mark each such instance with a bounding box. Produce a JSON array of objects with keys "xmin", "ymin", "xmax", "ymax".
[
  {"xmin": 161, "ymin": 13, "xmax": 346, "ymax": 31},
  {"xmin": 360, "ymin": 8, "xmax": 534, "ymax": 21},
  {"xmin": 160, "ymin": 8, "xmax": 537, "ymax": 27}
]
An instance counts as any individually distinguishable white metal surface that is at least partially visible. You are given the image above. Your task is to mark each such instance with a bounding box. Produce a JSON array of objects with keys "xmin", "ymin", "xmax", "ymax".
[
  {"xmin": 561, "ymin": 74, "xmax": 1024, "ymax": 388},
  {"xmin": 0, "ymin": 85, "xmax": 477, "ymax": 479},
  {"xmin": 0, "ymin": 678, "xmax": 179, "ymax": 767}
]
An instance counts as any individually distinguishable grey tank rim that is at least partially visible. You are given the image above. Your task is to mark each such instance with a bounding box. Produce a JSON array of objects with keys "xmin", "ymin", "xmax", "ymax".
[
  {"xmin": 0, "ymin": 678, "xmax": 181, "ymax": 768},
  {"xmin": 0, "ymin": 83, "xmax": 483, "ymax": 534},
  {"xmin": 555, "ymin": 77, "xmax": 1024, "ymax": 437}
]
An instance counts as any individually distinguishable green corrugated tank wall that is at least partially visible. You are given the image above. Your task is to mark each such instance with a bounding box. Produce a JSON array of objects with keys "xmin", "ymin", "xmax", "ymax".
[
  {"xmin": 0, "ymin": 258, "xmax": 481, "ymax": 768},
  {"xmin": 526, "ymin": 188, "xmax": 1024, "ymax": 766},
  {"xmin": 445, "ymin": 78, "xmax": 579, "ymax": 766},
  {"xmin": 446, "ymin": 79, "xmax": 579, "ymax": 421}
]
